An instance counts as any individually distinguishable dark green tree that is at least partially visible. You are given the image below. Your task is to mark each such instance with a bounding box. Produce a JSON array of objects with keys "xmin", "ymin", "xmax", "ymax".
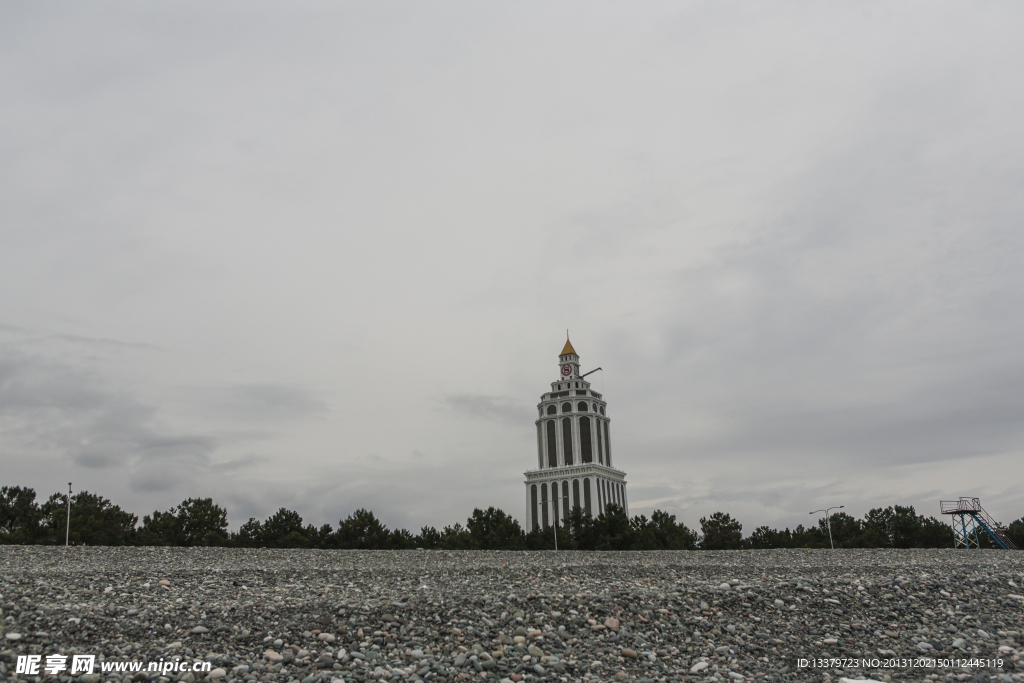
[
  {"xmin": 234, "ymin": 517, "xmax": 264, "ymax": 547},
  {"xmin": 261, "ymin": 508, "xmax": 312, "ymax": 548},
  {"xmin": 336, "ymin": 508, "xmax": 391, "ymax": 549},
  {"xmin": 466, "ymin": 507, "xmax": 525, "ymax": 550},
  {"xmin": 0, "ymin": 486, "xmax": 44, "ymax": 544},
  {"xmin": 591, "ymin": 504, "xmax": 634, "ymax": 550},
  {"xmin": 314, "ymin": 523, "xmax": 337, "ymax": 549},
  {"xmin": 747, "ymin": 525, "xmax": 792, "ymax": 549},
  {"xmin": 137, "ymin": 498, "xmax": 229, "ymax": 546},
  {"xmin": 700, "ymin": 511, "xmax": 743, "ymax": 550},
  {"xmin": 416, "ymin": 526, "xmax": 441, "ymax": 549},
  {"xmin": 816, "ymin": 511, "xmax": 863, "ymax": 548},
  {"xmin": 645, "ymin": 510, "xmax": 698, "ymax": 549},
  {"xmin": 916, "ymin": 515, "xmax": 955, "ymax": 548},
  {"xmin": 861, "ymin": 505, "xmax": 951, "ymax": 548},
  {"xmin": 566, "ymin": 505, "xmax": 595, "ymax": 550},
  {"xmin": 438, "ymin": 522, "xmax": 475, "ymax": 549},
  {"xmin": 1007, "ymin": 518, "xmax": 1024, "ymax": 549},
  {"xmin": 135, "ymin": 509, "xmax": 180, "ymax": 546},
  {"xmin": 177, "ymin": 498, "xmax": 229, "ymax": 545},
  {"xmin": 41, "ymin": 491, "xmax": 137, "ymax": 546},
  {"xmin": 386, "ymin": 528, "xmax": 413, "ymax": 549}
]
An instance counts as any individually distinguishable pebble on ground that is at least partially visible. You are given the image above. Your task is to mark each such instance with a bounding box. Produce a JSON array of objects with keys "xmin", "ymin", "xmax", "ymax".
[{"xmin": 1, "ymin": 548, "xmax": 1022, "ymax": 683}]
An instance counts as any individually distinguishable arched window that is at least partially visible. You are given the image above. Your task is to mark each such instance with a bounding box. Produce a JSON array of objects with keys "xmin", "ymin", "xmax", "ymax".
[
  {"xmin": 562, "ymin": 481, "xmax": 570, "ymax": 524},
  {"xmin": 572, "ymin": 479, "xmax": 580, "ymax": 512},
  {"xmin": 561, "ymin": 417, "xmax": 573, "ymax": 465},
  {"xmin": 537, "ymin": 423, "xmax": 543, "ymax": 468},
  {"xmin": 600, "ymin": 406, "xmax": 605, "ymax": 415},
  {"xmin": 541, "ymin": 483, "xmax": 549, "ymax": 529},
  {"xmin": 551, "ymin": 485, "xmax": 559, "ymax": 527},
  {"xmin": 546, "ymin": 421, "xmax": 557, "ymax": 468},
  {"xmin": 546, "ymin": 404, "xmax": 556, "ymax": 415},
  {"xmin": 596, "ymin": 420, "xmax": 604, "ymax": 465},
  {"xmin": 577, "ymin": 401, "xmax": 588, "ymax": 412},
  {"xmin": 604, "ymin": 421, "xmax": 611, "ymax": 467},
  {"xmin": 561, "ymin": 402, "xmax": 572, "ymax": 413},
  {"xmin": 579, "ymin": 416, "xmax": 592, "ymax": 463},
  {"xmin": 583, "ymin": 478, "xmax": 592, "ymax": 517},
  {"xmin": 530, "ymin": 485, "xmax": 538, "ymax": 531}
]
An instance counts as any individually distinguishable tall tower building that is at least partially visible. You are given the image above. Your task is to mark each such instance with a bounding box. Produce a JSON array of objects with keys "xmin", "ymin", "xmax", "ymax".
[{"xmin": 524, "ymin": 337, "xmax": 628, "ymax": 531}]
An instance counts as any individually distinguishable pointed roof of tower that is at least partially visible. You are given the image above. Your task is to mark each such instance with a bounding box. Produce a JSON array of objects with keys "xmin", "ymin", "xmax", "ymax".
[{"xmin": 560, "ymin": 335, "xmax": 577, "ymax": 356}]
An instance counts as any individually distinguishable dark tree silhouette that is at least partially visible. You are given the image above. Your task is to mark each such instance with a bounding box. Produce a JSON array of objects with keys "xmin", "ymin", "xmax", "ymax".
[{"xmin": 700, "ymin": 511, "xmax": 743, "ymax": 550}]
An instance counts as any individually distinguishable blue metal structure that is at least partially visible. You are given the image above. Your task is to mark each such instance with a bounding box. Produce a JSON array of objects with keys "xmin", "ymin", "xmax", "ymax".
[{"xmin": 940, "ymin": 497, "xmax": 1018, "ymax": 550}]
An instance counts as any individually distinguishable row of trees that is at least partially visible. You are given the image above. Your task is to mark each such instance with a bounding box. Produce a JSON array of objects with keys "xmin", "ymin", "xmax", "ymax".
[{"xmin": 2, "ymin": 485, "xmax": 1022, "ymax": 550}]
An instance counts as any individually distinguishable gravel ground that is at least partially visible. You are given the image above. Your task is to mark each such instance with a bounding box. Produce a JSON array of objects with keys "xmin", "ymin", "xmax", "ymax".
[{"xmin": 1, "ymin": 548, "xmax": 1022, "ymax": 683}]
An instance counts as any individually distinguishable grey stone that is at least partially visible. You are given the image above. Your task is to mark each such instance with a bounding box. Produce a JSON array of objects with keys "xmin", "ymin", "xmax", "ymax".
[{"xmin": 0, "ymin": 547, "xmax": 1020, "ymax": 683}]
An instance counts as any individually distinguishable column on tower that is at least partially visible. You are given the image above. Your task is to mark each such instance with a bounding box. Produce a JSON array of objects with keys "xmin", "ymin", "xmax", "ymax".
[{"xmin": 596, "ymin": 417, "xmax": 604, "ymax": 465}]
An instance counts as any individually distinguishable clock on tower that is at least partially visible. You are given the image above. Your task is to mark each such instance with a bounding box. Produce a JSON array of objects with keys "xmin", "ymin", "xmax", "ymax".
[{"xmin": 558, "ymin": 336, "xmax": 580, "ymax": 378}]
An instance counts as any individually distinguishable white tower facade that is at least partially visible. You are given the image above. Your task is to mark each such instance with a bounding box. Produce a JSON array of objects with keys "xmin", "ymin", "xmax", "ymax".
[{"xmin": 524, "ymin": 337, "xmax": 628, "ymax": 531}]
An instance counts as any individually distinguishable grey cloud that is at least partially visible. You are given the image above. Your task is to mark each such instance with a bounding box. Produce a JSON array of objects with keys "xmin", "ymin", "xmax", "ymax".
[
  {"xmin": 184, "ymin": 383, "xmax": 328, "ymax": 423},
  {"xmin": 442, "ymin": 394, "xmax": 535, "ymax": 426},
  {"xmin": 2, "ymin": 2, "xmax": 1024, "ymax": 533},
  {"xmin": 0, "ymin": 330, "xmax": 218, "ymax": 497}
]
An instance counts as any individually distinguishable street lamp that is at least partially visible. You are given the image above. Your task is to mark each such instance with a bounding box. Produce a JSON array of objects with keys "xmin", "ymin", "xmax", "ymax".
[
  {"xmin": 809, "ymin": 505, "xmax": 845, "ymax": 549},
  {"xmin": 65, "ymin": 483, "xmax": 72, "ymax": 547}
]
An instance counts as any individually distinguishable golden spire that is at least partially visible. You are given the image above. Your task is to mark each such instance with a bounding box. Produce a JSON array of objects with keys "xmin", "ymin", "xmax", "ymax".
[{"xmin": 560, "ymin": 331, "xmax": 577, "ymax": 356}]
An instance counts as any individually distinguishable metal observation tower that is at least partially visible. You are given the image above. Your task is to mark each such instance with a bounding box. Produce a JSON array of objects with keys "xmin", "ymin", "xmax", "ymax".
[{"xmin": 940, "ymin": 497, "xmax": 1018, "ymax": 550}]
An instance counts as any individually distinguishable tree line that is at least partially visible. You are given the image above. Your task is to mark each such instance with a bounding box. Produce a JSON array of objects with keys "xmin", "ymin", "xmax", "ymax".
[{"xmin": 1, "ymin": 485, "xmax": 1021, "ymax": 550}]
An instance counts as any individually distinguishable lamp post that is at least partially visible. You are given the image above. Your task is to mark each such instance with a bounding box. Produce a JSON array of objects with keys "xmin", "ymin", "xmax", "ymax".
[
  {"xmin": 65, "ymin": 483, "xmax": 72, "ymax": 547},
  {"xmin": 809, "ymin": 505, "xmax": 844, "ymax": 549}
]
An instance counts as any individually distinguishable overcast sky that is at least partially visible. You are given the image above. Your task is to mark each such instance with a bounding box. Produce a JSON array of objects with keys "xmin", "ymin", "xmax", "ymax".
[{"xmin": 2, "ymin": 2, "xmax": 1023, "ymax": 535}]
